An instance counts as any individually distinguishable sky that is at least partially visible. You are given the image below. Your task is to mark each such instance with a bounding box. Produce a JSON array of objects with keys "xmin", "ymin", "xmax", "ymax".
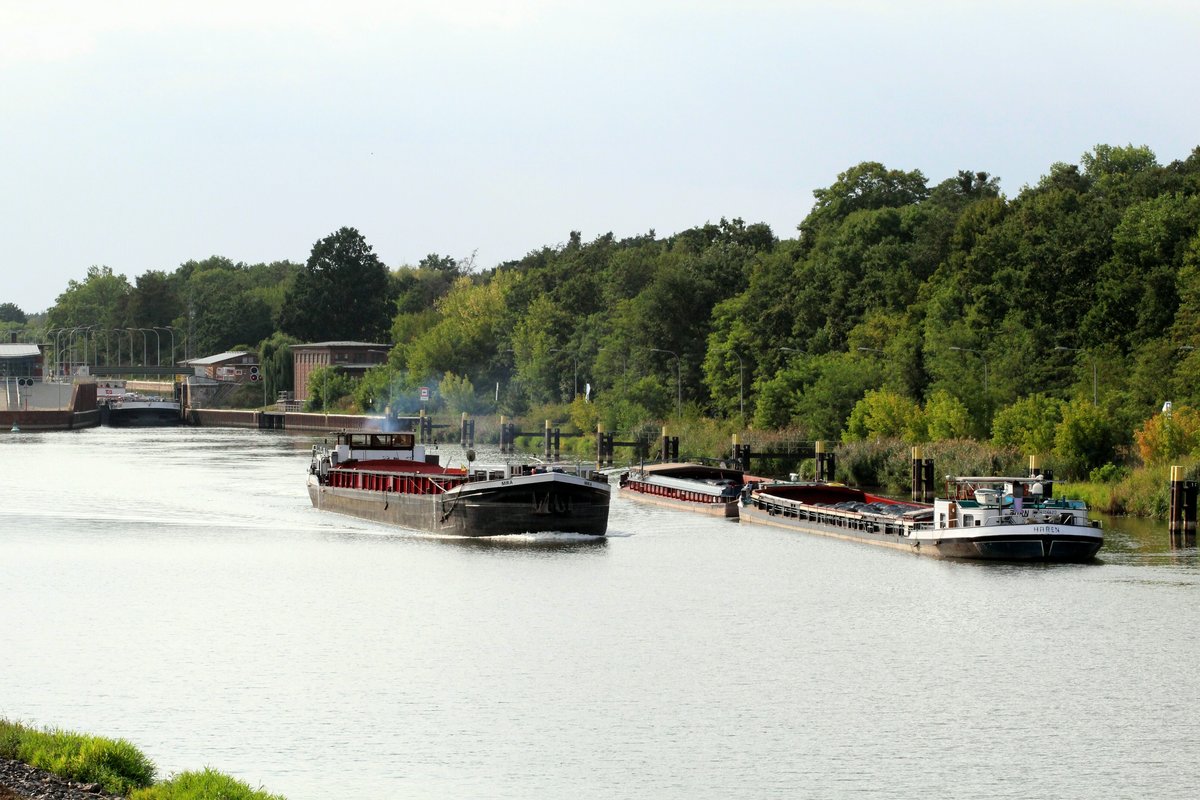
[{"xmin": 2, "ymin": 0, "xmax": 1199, "ymax": 313}]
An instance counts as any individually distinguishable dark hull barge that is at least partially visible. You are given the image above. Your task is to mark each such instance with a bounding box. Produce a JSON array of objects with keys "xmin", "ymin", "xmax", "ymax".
[{"xmin": 308, "ymin": 432, "xmax": 610, "ymax": 537}]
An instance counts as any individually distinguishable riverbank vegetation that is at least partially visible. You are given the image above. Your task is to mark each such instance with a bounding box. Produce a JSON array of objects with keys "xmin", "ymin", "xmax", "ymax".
[
  {"xmin": 10, "ymin": 144, "xmax": 1200, "ymax": 502},
  {"xmin": 0, "ymin": 720, "xmax": 283, "ymax": 800}
]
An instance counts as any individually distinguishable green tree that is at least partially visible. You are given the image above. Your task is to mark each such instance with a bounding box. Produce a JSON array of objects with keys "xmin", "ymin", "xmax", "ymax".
[
  {"xmin": 46, "ymin": 266, "xmax": 132, "ymax": 331},
  {"xmin": 305, "ymin": 365, "xmax": 354, "ymax": 411},
  {"xmin": 438, "ymin": 371, "xmax": 487, "ymax": 415},
  {"xmin": 184, "ymin": 267, "xmax": 274, "ymax": 357},
  {"xmin": 1053, "ymin": 399, "xmax": 1117, "ymax": 478},
  {"xmin": 127, "ymin": 270, "xmax": 181, "ymax": 329},
  {"xmin": 259, "ymin": 332, "xmax": 298, "ymax": 403},
  {"xmin": 924, "ymin": 390, "xmax": 972, "ymax": 441},
  {"xmin": 0, "ymin": 303, "xmax": 27, "ymax": 323},
  {"xmin": 991, "ymin": 394, "xmax": 1064, "ymax": 455},
  {"xmin": 843, "ymin": 389, "xmax": 924, "ymax": 442},
  {"xmin": 280, "ymin": 227, "xmax": 395, "ymax": 342}
]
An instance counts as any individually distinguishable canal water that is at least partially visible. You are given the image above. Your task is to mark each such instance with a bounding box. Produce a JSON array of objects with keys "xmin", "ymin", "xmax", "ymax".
[{"xmin": 2, "ymin": 427, "xmax": 1198, "ymax": 799}]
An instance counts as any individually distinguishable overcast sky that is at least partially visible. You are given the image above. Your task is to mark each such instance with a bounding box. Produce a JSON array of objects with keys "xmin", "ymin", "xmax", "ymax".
[{"xmin": 2, "ymin": 0, "xmax": 1198, "ymax": 313}]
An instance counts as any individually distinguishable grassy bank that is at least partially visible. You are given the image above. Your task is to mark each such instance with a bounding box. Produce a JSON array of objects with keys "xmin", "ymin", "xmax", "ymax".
[{"xmin": 0, "ymin": 719, "xmax": 283, "ymax": 800}]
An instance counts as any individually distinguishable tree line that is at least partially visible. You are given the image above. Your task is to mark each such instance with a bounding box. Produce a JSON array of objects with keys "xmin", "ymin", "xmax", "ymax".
[{"xmin": 6, "ymin": 143, "xmax": 1200, "ymax": 477}]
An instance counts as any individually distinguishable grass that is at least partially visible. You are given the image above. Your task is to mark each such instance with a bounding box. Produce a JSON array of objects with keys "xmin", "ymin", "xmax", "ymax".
[
  {"xmin": 0, "ymin": 719, "xmax": 155, "ymax": 795},
  {"xmin": 1, "ymin": 719, "xmax": 286, "ymax": 800},
  {"xmin": 130, "ymin": 768, "xmax": 286, "ymax": 800}
]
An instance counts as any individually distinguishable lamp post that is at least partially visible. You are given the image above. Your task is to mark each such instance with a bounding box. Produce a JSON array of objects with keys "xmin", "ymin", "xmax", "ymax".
[
  {"xmin": 949, "ymin": 346, "xmax": 988, "ymax": 397},
  {"xmin": 730, "ymin": 349, "xmax": 744, "ymax": 420},
  {"xmin": 1053, "ymin": 346, "xmax": 1095, "ymax": 405},
  {"xmin": 650, "ymin": 347, "xmax": 681, "ymax": 419},
  {"xmin": 780, "ymin": 346, "xmax": 804, "ymax": 355},
  {"xmin": 550, "ymin": 348, "xmax": 578, "ymax": 401},
  {"xmin": 156, "ymin": 326, "xmax": 177, "ymax": 368},
  {"xmin": 857, "ymin": 346, "xmax": 884, "ymax": 355},
  {"xmin": 139, "ymin": 328, "xmax": 161, "ymax": 366}
]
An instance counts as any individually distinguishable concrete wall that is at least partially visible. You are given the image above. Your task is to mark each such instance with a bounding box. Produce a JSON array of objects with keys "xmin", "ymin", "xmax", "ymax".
[
  {"xmin": 0, "ymin": 380, "xmax": 75, "ymax": 411},
  {"xmin": 187, "ymin": 409, "xmax": 390, "ymax": 432},
  {"xmin": 0, "ymin": 381, "xmax": 99, "ymax": 431}
]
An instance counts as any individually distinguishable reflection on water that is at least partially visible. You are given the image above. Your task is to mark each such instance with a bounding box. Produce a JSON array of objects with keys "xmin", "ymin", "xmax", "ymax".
[{"xmin": 1095, "ymin": 511, "xmax": 1200, "ymax": 568}]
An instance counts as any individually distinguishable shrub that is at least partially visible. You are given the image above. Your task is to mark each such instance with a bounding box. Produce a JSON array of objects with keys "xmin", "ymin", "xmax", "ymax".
[{"xmin": 1088, "ymin": 462, "xmax": 1127, "ymax": 483}]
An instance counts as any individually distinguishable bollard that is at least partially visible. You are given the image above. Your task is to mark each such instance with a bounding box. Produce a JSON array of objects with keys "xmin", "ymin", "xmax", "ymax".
[{"xmin": 1168, "ymin": 465, "xmax": 1198, "ymax": 538}]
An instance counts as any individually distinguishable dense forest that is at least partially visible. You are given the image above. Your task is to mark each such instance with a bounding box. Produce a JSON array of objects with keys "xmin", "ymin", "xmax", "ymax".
[{"xmin": 6, "ymin": 144, "xmax": 1200, "ymax": 479}]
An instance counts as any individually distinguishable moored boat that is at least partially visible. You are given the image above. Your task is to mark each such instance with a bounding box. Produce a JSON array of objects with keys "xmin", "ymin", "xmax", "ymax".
[
  {"xmin": 740, "ymin": 475, "xmax": 1102, "ymax": 562},
  {"xmin": 307, "ymin": 431, "xmax": 611, "ymax": 536},
  {"xmin": 101, "ymin": 392, "xmax": 182, "ymax": 427},
  {"xmin": 618, "ymin": 462, "xmax": 745, "ymax": 518}
]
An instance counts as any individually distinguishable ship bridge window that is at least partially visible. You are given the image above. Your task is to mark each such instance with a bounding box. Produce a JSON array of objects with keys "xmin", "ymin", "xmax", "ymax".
[{"xmin": 963, "ymin": 514, "xmax": 974, "ymax": 527}]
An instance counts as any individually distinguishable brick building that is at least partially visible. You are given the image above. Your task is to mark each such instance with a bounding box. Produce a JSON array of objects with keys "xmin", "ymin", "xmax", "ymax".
[{"xmin": 292, "ymin": 341, "xmax": 390, "ymax": 403}]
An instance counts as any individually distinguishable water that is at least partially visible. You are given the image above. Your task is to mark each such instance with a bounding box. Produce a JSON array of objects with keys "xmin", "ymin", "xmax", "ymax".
[{"xmin": 2, "ymin": 427, "xmax": 1198, "ymax": 799}]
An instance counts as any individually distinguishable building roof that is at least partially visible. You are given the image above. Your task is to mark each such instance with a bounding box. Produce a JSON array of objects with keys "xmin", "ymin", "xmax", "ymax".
[
  {"xmin": 292, "ymin": 341, "xmax": 391, "ymax": 349},
  {"xmin": 0, "ymin": 344, "xmax": 41, "ymax": 359},
  {"xmin": 183, "ymin": 351, "xmax": 251, "ymax": 366}
]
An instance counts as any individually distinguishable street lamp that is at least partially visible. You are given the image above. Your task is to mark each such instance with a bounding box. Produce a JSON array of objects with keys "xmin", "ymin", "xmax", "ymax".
[
  {"xmin": 550, "ymin": 348, "xmax": 578, "ymax": 400},
  {"xmin": 857, "ymin": 346, "xmax": 884, "ymax": 354},
  {"xmin": 1053, "ymin": 346, "xmax": 1096, "ymax": 406},
  {"xmin": 650, "ymin": 347, "xmax": 681, "ymax": 419},
  {"xmin": 729, "ymin": 349, "xmax": 744, "ymax": 420},
  {"xmin": 155, "ymin": 327, "xmax": 177, "ymax": 367},
  {"xmin": 949, "ymin": 346, "xmax": 988, "ymax": 397},
  {"xmin": 139, "ymin": 328, "xmax": 161, "ymax": 366},
  {"xmin": 779, "ymin": 346, "xmax": 805, "ymax": 355}
]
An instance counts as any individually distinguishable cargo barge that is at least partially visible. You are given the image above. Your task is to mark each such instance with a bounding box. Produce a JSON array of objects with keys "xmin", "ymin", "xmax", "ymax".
[
  {"xmin": 740, "ymin": 476, "xmax": 1102, "ymax": 562},
  {"xmin": 618, "ymin": 462, "xmax": 745, "ymax": 518},
  {"xmin": 308, "ymin": 431, "xmax": 610, "ymax": 536}
]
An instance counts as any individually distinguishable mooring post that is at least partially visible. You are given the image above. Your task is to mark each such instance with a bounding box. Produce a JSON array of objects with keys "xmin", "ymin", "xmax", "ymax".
[
  {"xmin": 596, "ymin": 424, "xmax": 604, "ymax": 468},
  {"xmin": 1168, "ymin": 465, "xmax": 1198, "ymax": 540},
  {"xmin": 922, "ymin": 457, "xmax": 934, "ymax": 502},
  {"xmin": 553, "ymin": 427, "xmax": 561, "ymax": 461},
  {"xmin": 816, "ymin": 440, "xmax": 836, "ymax": 482},
  {"xmin": 661, "ymin": 425, "xmax": 670, "ymax": 463},
  {"xmin": 544, "ymin": 419, "xmax": 552, "ymax": 460},
  {"xmin": 499, "ymin": 415, "xmax": 507, "ymax": 453}
]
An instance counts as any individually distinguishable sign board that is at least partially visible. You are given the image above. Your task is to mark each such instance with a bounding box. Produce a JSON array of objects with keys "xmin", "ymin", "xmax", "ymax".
[{"xmin": 419, "ymin": 386, "xmax": 430, "ymax": 402}]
